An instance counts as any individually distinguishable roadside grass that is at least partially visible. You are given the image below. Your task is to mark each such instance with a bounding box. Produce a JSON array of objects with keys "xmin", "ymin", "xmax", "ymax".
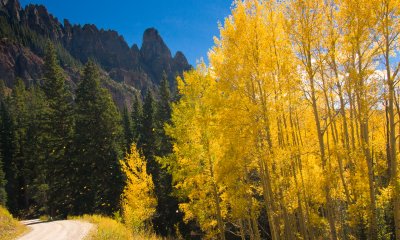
[
  {"xmin": 0, "ymin": 206, "xmax": 28, "ymax": 240},
  {"xmin": 38, "ymin": 215, "xmax": 50, "ymax": 221},
  {"xmin": 70, "ymin": 214, "xmax": 161, "ymax": 240}
]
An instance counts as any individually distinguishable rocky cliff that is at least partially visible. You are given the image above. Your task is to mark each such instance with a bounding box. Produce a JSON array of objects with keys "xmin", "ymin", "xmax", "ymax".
[
  {"xmin": 0, "ymin": 0, "xmax": 191, "ymax": 107},
  {"xmin": 0, "ymin": 38, "xmax": 42, "ymax": 86}
]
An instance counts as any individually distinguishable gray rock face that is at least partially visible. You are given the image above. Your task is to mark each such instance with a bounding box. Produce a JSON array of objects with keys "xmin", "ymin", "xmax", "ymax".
[
  {"xmin": 2, "ymin": 0, "xmax": 21, "ymax": 21},
  {"xmin": 64, "ymin": 24, "xmax": 136, "ymax": 71},
  {"xmin": 173, "ymin": 51, "xmax": 190, "ymax": 77},
  {"xmin": 23, "ymin": 4, "xmax": 64, "ymax": 41},
  {"xmin": 0, "ymin": 39, "xmax": 43, "ymax": 87},
  {"xmin": 140, "ymin": 28, "xmax": 172, "ymax": 84}
]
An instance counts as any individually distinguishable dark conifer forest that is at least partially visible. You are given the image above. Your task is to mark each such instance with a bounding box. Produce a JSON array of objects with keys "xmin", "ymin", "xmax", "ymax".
[
  {"xmin": 0, "ymin": 0, "xmax": 189, "ymax": 237},
  {"xmin": 0, "ymin": 41, "xmax": 182, "ymax": 232}
]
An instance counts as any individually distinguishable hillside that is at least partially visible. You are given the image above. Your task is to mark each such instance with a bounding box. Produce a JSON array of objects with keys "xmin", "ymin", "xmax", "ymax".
[{"xmin": 0, "ymin": 0, "xmax": 191, "ymax": 107}]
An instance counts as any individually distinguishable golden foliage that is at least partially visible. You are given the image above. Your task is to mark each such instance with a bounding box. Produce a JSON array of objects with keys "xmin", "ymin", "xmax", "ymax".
[
  {"xmin": 0, "ymin": 206, "xmax": 27, "ymax": 240},
  {"xmin": 164, "ymin": 0, "xmax": 400, "ymax": 239},
  {"xmin": 120, "ymin": 144, "xmax": 156, "ymax": 231},
  {"xmin": 72, "ymin": 215, "xmax": 160, "ymax": 240}
]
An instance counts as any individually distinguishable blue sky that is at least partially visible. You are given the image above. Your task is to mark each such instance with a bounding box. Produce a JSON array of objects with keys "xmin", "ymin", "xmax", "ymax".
[{"xmin": 19, "ymin": 0, "xmax": 233, "ymax": 65}]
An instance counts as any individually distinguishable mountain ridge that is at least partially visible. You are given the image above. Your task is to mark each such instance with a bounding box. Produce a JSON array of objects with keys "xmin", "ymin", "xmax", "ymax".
[{"xmin": 0, "ymin": 0, "xmax": 191, "ymax": 107}]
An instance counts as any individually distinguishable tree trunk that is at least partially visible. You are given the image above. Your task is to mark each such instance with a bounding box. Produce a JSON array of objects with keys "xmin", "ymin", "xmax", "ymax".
[{"xmin": 308, "ymin": 65, "xmax": 337, "ymax": 240}]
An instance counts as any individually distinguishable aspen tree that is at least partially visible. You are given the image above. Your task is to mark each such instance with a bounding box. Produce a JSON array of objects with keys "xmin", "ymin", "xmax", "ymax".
[
  {"xmin": 374, "ymin": 0, "xmax": 400, "ymax": 237},
  {"xmin": 166, "ymin": 0, "xmax": 400, "ymax": 238},
  {"xmin": 120, "ymin": 144, "xmax": 156, "ymax": 231},
  {"xmin": 339, "ymin": 0, "xmax": 381, "ymax": 238},
  {"xmin": 210, "ymin": 1, "xmax": 282, "ymax": 238},
  {"xmin": 165, "ymin": 66, "xmax": 227, "ymax": 239},
  {"xmin": 285, "ymin": 0, "xmax": 339, "ymax": 238}
]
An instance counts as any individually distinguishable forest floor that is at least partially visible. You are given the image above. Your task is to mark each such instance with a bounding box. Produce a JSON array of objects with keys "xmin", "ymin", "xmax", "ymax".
[{"xmin": 17, "ymin": 220, "xmax": 93, "ymax": 240}]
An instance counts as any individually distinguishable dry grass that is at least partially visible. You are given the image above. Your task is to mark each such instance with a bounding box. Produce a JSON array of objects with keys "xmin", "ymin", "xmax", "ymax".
[
  {"xmin": 71, "ymin": 214, "xmax": 161, "ymax": 240},
  {"xmin": 0, "ymin": 206, "xmax": 28, "ymax": 240}
]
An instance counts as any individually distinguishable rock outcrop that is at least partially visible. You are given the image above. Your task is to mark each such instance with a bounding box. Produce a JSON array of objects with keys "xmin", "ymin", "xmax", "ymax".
[
  {"xmin": 140, "ymin": 28, "xmax": 172, "ymax": 84},
  {"xmin": 0, "ymin": 39, "xmax": 43, "ymax": 87},
  {"xmin": 2, "ymin": 0, "xmax": 21, "ymax": 21},
  {"xmin": 64, "ymin": 24, "xmax": 138, "ymax": 71},
  {"xmin": 172, "ymin": 51, "xmax": 190, "ymax": 79},
  {"xmin": 22, "ymin": 4, "xmax": 64, "ymax": 41}
]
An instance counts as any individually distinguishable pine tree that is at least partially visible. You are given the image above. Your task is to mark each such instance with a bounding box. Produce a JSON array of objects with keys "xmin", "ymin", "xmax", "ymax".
[
  {"xmin": 131, "ymin": 93, "xmax": 143, "ymax": 143},
  {"xmin": 122, "ymin": 106, "xmax": 133, "ymax": 153},
  {"xmin": 0, "ymin": 153, "xmax": 6, "ymax": 206},
  {"xmin": 41, "ymin": 42, "xmax": 74, "ymax": 217},
  {"xmin": 25, "ymin": 86, "xmax": 51, "ymax": 215},
  {"xmin": 0, "ymin": 92, "xmax": 7, "ymax": 206},
  {"xmin": 72, "ymin": 61, "xmax": 123, "ymax": 215},
  {"xmin": 0, "ymin": 81, "xmax": 5, "ymax": 101},
  {"xmin": 0, "ymin": 98, "xmax": 15, "ymax": 213},
  {"xmin": 0, "ymin": 83, "xmax": 5, "ymax": 206},
  {"xmin": 139, "ymin": 90, "xmax": 157, "ymax": 160},
  {"xmin": 157, "ymin": 73, "xmax": 172, "ymax": 155},
  {"xmin": 153, "ymin": 73, "xmax": 184, "ymax": 236},
  {"xmin": 158, "ymin": 73, "xmax": 172, "ymax": 122},
  {"xmin": 10, "ymin": 80, "xmax": 30, "ymax": 213},
  {"xmin": 138, "ymin": 90, "xmax": 172, "ymax": 234},
  {"xmin": 3, "ymin": 80, "xmax": 51, "ymax": 216}
]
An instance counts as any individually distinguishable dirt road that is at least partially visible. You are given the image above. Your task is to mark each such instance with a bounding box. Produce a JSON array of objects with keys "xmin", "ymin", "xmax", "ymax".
[{"xmin": 17, "ymin": 219, "xmax": 93, "ymax": 240}]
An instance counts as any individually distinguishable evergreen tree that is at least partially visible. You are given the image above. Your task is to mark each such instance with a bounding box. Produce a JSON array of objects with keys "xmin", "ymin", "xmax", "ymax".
[
  {"xmin": 0, "ymin": 97, "xmax": 15, "ymax": 213},
  {"xmin": 131, "ymin": 93, "xmax": 143, "ymax": 143},
  {"xmin": 72, "ymin": 61, "xmax": 123, "ymax": 215},
  {"xmin": 138, "ymin": 90, "xmax": 166, "ymax": 231},
  {"xmin": 0, "ymin": 81, "xmax": 7, "ymax": 207},
  {"xmin": 122, "ymin": 106, "xmax": 133, "ymax": 153},
  {"xmin": 154, "ymin": 74, "xmax": 183, "ymax": 235},
  {"xmin": 0, "ymin": 80, "xmax": 5, "ymax": 101},
  {"xmin": 25, "ymin": 86, "xmax": 51, "ymax": 215},
  {"xmin": 10, "ymin": 80, "xmax": 30, "ymax": 213},
  {"xmin": 157, "ymin": 73, "xmax": 173, "ymax": 155},
  {"xmin": 158, "ymin": 74, "xmax": 172, "ymax": 121},
  {"xmin": 41, "ymin": 42, "xmax": 74, "ymax": 217},
  {"xmin": 137, "ymin": 85, "xmax": 182, "ymax": 236},
  {"xmin": 0, "ymin": 82, "xmax": 5, "ymax": 206},
  {"xmin": 0, "ymin": 153, "xmax": 6, "ymax": 206},
  {"xmin": 139, "ymin": 90, "xmax": 157, "ymax": 161},
  {"xmin": 5, "ymin": 81, "xmax": 50, "ymax": 216}
]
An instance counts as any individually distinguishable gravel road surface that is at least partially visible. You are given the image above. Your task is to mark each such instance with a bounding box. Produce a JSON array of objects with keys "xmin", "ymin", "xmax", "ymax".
[{"xmin": 17, "ymin": 219, "xmax": 93, "ymax": 240}]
